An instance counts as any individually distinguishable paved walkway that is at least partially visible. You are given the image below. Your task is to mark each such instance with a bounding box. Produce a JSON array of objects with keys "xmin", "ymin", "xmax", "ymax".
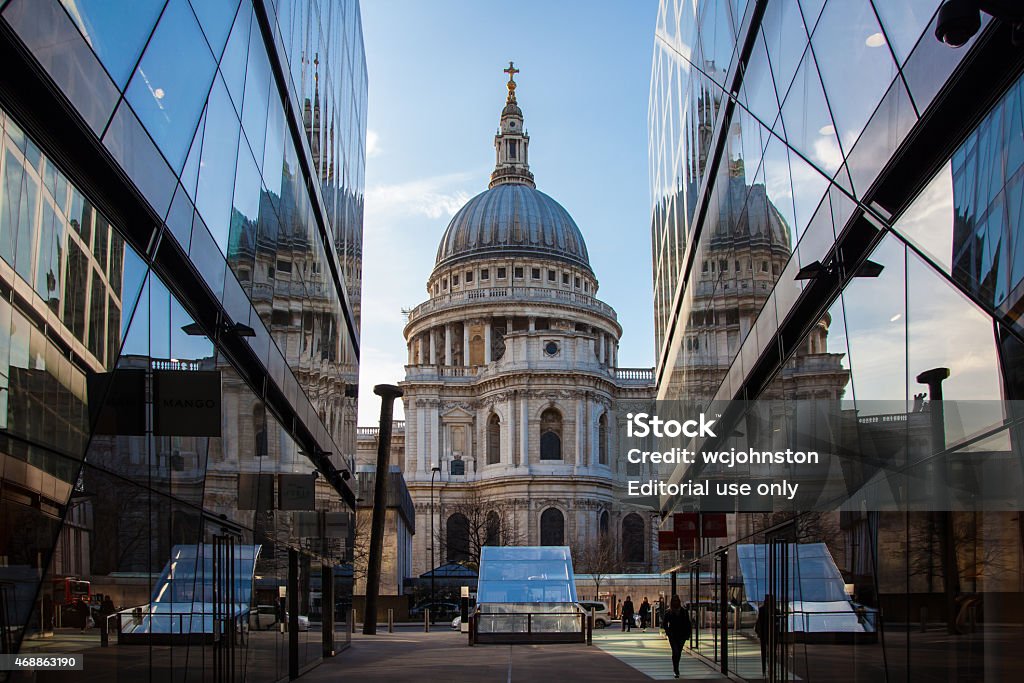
[
  {"xmin": 301, "ymin": 628, "xmax": 727, "ymax": 682},
  {"xmin": 593, "ymin": 630, "xmax": 727, "ymax": 680}
]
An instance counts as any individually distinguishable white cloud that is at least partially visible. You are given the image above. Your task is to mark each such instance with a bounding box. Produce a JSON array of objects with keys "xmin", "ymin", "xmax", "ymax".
[
  {"xmin": 365, "ymin": 172, "xmax": 475, "ymax": 221},
  {"xmin": 366, "ymin": 129, "xmax": 381, "ymax": 158}
]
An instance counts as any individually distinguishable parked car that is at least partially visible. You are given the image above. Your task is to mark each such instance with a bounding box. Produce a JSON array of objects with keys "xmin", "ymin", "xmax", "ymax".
[
  {"xmin": 577, "ymin": 601, "xmax": 611, "ymax": 628},
  {"xmin": 249, "ymin": 605, "xmax": 310, "ymax": 631},
  {"xmin": 409, "ymin": 601, "xmax": 459, "ymax": 622}
]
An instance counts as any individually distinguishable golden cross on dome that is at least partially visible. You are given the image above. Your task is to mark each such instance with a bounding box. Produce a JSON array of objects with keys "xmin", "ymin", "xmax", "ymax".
[
  {"xmin": 503, "ymin": 61, "xmax": 519, "ymax": 103},
  {"xmin": 504, "ymin": 61, "xmax": 519, "ymax": 83}
]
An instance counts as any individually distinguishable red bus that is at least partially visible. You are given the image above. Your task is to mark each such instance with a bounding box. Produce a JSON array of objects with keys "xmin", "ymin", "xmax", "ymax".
[{"xmin": 52, "ymin": 577, "xmax": 91, "ymax": 605}]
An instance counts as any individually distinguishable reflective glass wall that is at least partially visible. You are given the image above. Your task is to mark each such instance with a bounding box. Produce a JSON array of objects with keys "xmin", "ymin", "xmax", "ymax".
[
  {"xmin": 650, "ymin": 1, "xmax": 1024, "ymax": 680},
  {"xmin": 0, "ymin": 0, "xmax": 364, "ymax": 680}
]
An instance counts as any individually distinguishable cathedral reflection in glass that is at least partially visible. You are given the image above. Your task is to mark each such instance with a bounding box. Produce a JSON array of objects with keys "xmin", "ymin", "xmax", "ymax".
[
  {"xmin": 0, "ymin": 0, "xmax": 366, "ymax": 680},
  {"xmin": 650, "ymin": 1, "xmax": 1024, "ymax": 680}
]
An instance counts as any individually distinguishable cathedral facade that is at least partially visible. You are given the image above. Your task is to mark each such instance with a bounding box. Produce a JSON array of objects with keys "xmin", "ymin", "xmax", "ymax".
[{"xmin": 392, "ymin": 66, "xmax": 658, "ymax": 578}]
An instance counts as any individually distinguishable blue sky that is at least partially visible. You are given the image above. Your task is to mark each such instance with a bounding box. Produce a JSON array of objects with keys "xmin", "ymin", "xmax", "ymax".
[{"xmin": 357, "ymin": 1, "xmax": 660, "ymax": 424}]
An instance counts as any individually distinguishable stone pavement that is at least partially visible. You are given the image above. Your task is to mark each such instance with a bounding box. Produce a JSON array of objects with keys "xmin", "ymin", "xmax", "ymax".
[
  {"xmin": 593, "ymin": 629, "xmax": 727, "ymax": 680},
  {"xmin": 300, "ymin": 627, "xmax": 724, "ymax": 682}
]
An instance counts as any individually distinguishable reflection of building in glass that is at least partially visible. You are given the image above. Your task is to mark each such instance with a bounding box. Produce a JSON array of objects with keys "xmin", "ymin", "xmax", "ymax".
[
  {"xmin": 0, "ymin": 1, "xmax": 366, "ymax": 678},
  {"xmin": 650, "ymin": 1, "xmax": 1024, "ymax": 679}
]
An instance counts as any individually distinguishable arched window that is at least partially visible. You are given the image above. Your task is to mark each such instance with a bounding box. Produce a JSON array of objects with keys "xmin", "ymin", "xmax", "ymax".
[
  {"xmin": 446, "ymin": 513, "xmax": 470, "ymax": 563},
  {"xmin": 598, "ymin": 412, "xmax": 608, "ymax": 465},
  {"xmin": 540, "ymin": 408, "xmax": 562, "ymax": 460},
  {"xmin": 540, "ymin": 508, "xmax": 564, "ymax": 546},
  {"xmin": 487, "ymin": 414, "xmax": 501, "ymax": 465},
  {"xmin": 600, "ymin": 510, "xmax": 609, "ymax": 538},
  {"xmin": 485, "ymin": 511, "xmax": 501, "ymax": 547},
  {"xmin": 622, "ymin": 513, "xmax": 645, "ymax": 564}
]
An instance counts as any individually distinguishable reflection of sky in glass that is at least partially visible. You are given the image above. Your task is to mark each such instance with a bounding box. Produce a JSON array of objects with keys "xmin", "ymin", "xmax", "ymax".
[
  {"xmin": 811, "ymin": 0, "xmax": 896, "ymax": 151},
  {"xmin": 895, "ymin": 161, "xmax": 954, "ymax": 273},
  {"xmin": 842, "ymin": 234, "xmax": 906, "ymax": 405},
  {"xmin": 125, "ymin": 0, "xmax": 216, "ymax": 171},
  {"xmin": 189, "ymin": 0, "xmax": 241, "ymax": 59},
  {"xmin": 59, "ymin": 0, "xmax": 165, "ymax": 87},
  {"xmin": 195, "ymin": 77, "xmax": 240, "ymax": 253}
]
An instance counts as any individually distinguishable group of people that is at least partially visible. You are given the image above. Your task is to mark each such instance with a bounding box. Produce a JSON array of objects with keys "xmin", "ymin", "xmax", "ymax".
[{"xmin": 619, "ymin": 595, "xmax": 693, "ymax": 679}]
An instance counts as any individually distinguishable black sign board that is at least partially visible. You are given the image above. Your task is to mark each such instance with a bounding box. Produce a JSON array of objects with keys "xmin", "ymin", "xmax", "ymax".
[
  {"xmin": 278, "ymin": 473, "xmax": 315, "ymax": 510},
  {"xmin": 87, "ymin": 370, "xmax": 147, "ymax": 435},
  {"xmin": 450, "ymin": 459, "xmax": 465, "ymax": 476},
  {"xmin": 153, "ymin": 370, "xmax": 221, "ymax": 436},
  {"xmin": 237, "ymin": 473, "xmax": 275, "ymax": 511}
]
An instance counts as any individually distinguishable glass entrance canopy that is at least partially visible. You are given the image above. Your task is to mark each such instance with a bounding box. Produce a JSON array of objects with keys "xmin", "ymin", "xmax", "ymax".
[
  {"xmin": 120, "ymin": 544, "xmax": 261, "ymax": 637},
  {"xmin": 475, "ymin": 546, "xmax": 584, "ymax": 641}
]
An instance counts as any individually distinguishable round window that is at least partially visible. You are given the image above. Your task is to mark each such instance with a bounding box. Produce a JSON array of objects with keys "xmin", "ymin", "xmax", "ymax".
[{"xmin": 544, "ymin": 341, "xmax": 559, "ymax": 356}]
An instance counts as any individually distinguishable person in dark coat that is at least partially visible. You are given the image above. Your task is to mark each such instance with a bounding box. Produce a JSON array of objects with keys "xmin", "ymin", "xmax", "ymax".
[
  {"xmin": 638, "ymin": 597, "xmax": 651, "ymax": 632},
  {"xmin": 621, "ymin": 596, "xmax": 635, "ymax": 632},
  {"xmin": 661, "ymin": 595, "xmax": 692, "ymax": 678},
  {"xmin": 99, "ymin": 597, "xmax": 116, "ymax": 639},
  {"xmin": 755, "ymin": 595, "xmax": 777, "ymax": 678}
]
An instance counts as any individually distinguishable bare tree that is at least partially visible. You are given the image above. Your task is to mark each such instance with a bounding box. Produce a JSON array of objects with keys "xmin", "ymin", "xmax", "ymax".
[
  {"xmin": 436, "ymin": 489, "xmax": 523, "ymax": 570},
  {"xmin": 350, "ymin": 509, "xmax": 372, "ymax": 585},
  {"xmin": 571, "ymin": 534, "xmax": 623, "ymax": 599}
]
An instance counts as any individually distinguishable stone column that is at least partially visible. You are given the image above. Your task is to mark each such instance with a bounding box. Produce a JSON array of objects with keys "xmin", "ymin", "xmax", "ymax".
[
  {"xmin": 506, "ymin": 317, "xmax": 512, "ymax": 334},
  {"xmin": 528, "ymin": 317, "xmax": 535, "ymax": 332},
  {"xmin": 583, "ymin": 394, "xmax": 591, "ymax": 467},
  {"xmin": 575, "ymin": 399, "xmax": 584, "ymax": 470},
  {"xmin": 429, "ymin": 329, "xmax": 437, "ymax": 365},
  {"xmin": 507, "ymin": 392, "xmax": 517, "ymax": 467},
  {"xmin": 463, "ymin": 324, "xmax": 470, "ymax": 366},
  {"xmin": 430, "ymin": 402, "xmax": 440, "ymax": 469},
  {"xmin": 416, "ymin": 400, "xmax": 426, "ymax": 473},
  {"xmin": 444, "ymin": 324, "xmax": 452, "ymax": 366},
  {"xmin": 484, "ymin": 322, "xmax": 492, "ymax": 364},
  {"xmin": 520, "ymin": 395, "xmax": 529, "ymax": 470},
  {"xmin": 598, "ymin": 333, "xmax": 605, "ymax": 365}
]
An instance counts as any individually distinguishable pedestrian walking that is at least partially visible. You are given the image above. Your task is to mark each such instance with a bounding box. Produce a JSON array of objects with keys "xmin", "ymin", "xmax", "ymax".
[
  {"xmin": 661, "ymin": 595, "xmax": 692, "ymax": 679},
  {"xmin": 621, "ymin": 596, "xmax": 635, "ymax": 632},
  {"xmin": 755, "ymin": 594, "xmax": 777, "ymax": 678},
  {"xmin": 639, "ymin": 597, "xmax": 651, "ymax": 632}
]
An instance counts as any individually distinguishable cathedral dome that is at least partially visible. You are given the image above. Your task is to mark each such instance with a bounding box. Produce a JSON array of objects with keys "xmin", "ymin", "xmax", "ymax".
[{"xmin": 434, "ymin": 184, "xmax": 591, "ymax": 270}]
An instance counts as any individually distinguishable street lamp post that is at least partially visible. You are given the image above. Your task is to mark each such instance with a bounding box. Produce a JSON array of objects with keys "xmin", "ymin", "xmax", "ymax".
[{"xmin": 430, "ymin": 465, "xmax": 441, "ymax": 620}]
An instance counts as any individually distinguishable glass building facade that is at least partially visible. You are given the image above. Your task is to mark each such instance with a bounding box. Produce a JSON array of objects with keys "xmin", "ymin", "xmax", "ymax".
[
  {"xmin": 0, "ymin": 0, "xmax": 365, "ymax": 680},
  {"xmin": 650, "ymin": 0, "xmax": 1024, "ymax": 680}
]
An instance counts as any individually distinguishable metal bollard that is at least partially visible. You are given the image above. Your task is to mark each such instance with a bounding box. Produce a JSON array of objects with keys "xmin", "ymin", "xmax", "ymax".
[
  {"xmin": 587, "ymin": 609, "xmax": 593, "ymax": 646},
  {"xmin": 387, "ymin": 608, "xmax": 394, "ymax": 633},
  {"xmin": 351, "ymin": 608, "xmax": 357, "ymax": 634},
  {"xmin": 468, "ymin": 615, "xmax": 474, "ymax": 646},
  {"xmin": 424, "ymin": 609, "xmax": 430, "ymax": 633}
]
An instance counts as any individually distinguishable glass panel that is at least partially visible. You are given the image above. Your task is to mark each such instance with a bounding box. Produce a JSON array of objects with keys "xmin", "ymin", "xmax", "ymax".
[
  {"xmin": 57, "ymin": 0, "xmax": 166, "ymax": 87},
  {"xmin": 760, "ymin": 0, "xmax": 809, "ymax": 108},
  {"xmin": 102, "ymin": 101, "xmax": 177, "ymax": 217},
  {"xmin": 241, "ymin": 28, "xmax": 272, "ymax": 168},
  {"xmin": 871, "ymin": 0, "xmax": 940, "ymax": 65},
  {"xmin": 811, "ymin": 0, "xmax": 897, "ymax": 152},
  {"xmin": 125, "ymin": 0, "xmax": 217, "ymax": 171},
  {"xmin": 194, "ymin": 76, "xmax": 240, "ymax": 253},
  {"xmin": 842, "ymin": 233, "xmax": 907, "ymax": 408},
  {"xmin": 218, "ymin": 2, "xmax": 251, "ymax": 113},
  {"xmin": 3, "ymin": 0, "xmax": 120, "ymax": 135},
  {"xmin": 894, "ymin": 160, "xmax": 954, "ymax": 273},
  {"xmin": 188, "ymin": 0, "xmax": 240, "ymax": 58},
  {"xmin": 906, "ymin": 249, "xmax": 1002, "ymax": 404},
  {"xmin": 780, "ymin": 48, "xmax": 843, "ymax": 176}
]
